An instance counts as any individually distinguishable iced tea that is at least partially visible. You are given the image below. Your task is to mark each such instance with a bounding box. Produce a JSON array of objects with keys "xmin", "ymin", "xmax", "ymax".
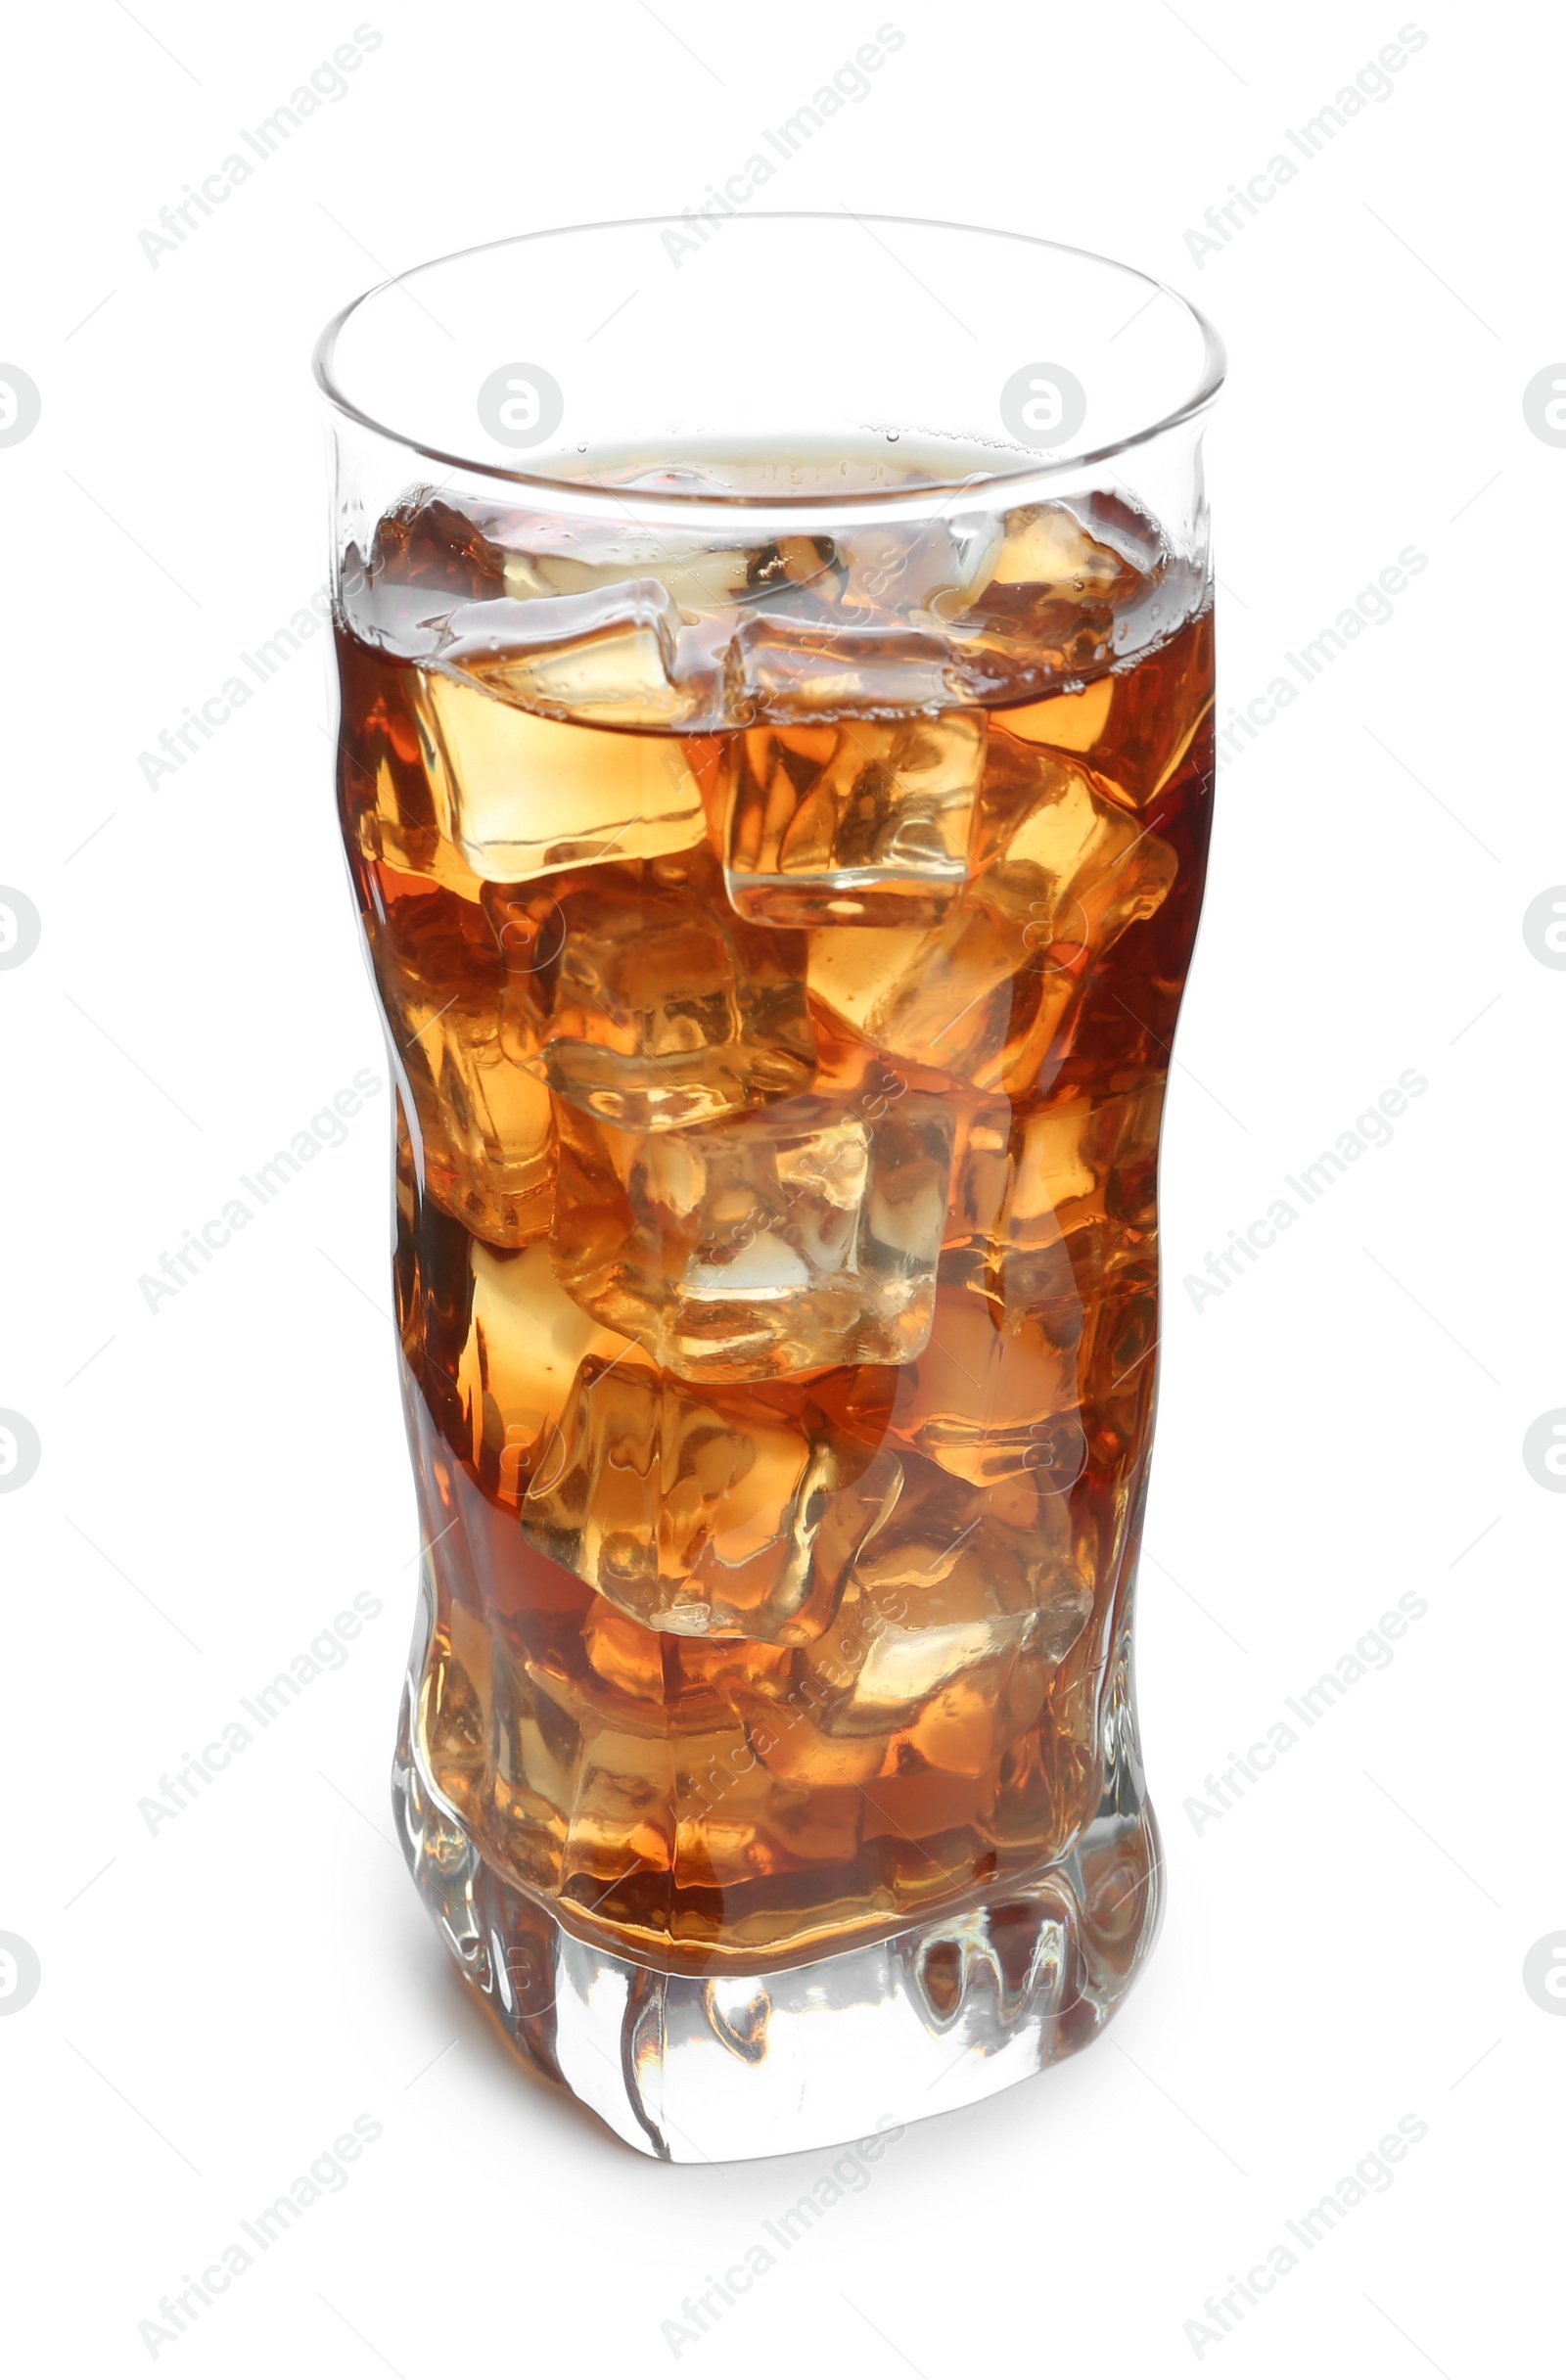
[{"xmin": 334, "ymin": 471, "xmax": 1213, "ymax": 1978}]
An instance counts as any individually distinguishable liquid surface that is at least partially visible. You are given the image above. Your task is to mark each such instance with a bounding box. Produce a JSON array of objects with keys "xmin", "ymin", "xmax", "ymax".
[{"xmin": 335, "ymin": 483, "xmax": 1214, "ymax": 1973}]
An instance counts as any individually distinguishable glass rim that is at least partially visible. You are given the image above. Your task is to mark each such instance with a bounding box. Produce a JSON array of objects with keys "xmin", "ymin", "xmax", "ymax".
[{"xmin": 312, "ymin": 211, "xmax": 1226, "ymax": 517}]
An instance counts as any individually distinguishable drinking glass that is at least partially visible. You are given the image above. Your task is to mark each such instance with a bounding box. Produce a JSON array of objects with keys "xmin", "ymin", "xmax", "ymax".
[{"xmin": 315, "ymin": 214, "xmax": 1222, "ymax": 2161}]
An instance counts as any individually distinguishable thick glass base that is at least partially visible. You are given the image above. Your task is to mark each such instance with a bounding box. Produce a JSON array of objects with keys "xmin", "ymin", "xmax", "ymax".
[{"xmin": 392, "ymin": 1574, "xmax": 1164, "ymax": 2163}]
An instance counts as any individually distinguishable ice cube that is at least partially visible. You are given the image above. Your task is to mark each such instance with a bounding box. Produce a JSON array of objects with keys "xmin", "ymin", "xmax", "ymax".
[
  {"xmin": 422, "ymin": 1023, "xmax": 556, "ymax": 1247},
  {"xmin": 924, "ymin": 511, "xmax": 1008, "ymax": 619},
  {"xmin": 453, "ymin": 1241, "xmax": 626, "ymax": 1505},
  {"xmin": 550, "ymin": 1090, "xmax": 955, "ymax": 1379},
  {"xmin": 369, "ymin": 888, "xmax": 556, "ymax": 1245},
  {"xmin": 991, "ymin": 675, "xmax": 1114, "ymax": 758},
  {"xmin": 371, "ymin": 493, "xmax": 508, "ymax": 599},
  {"xmin": 953, "ymin": 497, "xmax": 1159, "ymax": 679},
  {"xmin": 438, "ymin": 582, "xmax": 706, "ymax": 728},
  {"xmin": 514, "ymin": 852, "xmax": 816, "ymax": 1133},
  {"xmin": 499, "ymin": 526, "xmax": 760, "ymax": 616},
  {"xmin": 972, "ymin": 737, "xmax": 1177, "ymax": 965},
  {"xmin": 942, "ymin": 1098, "xmax": 1013, "ymax": 1295},
  {"xmin": 722, "ymin": 714, "xmax": 986, "ymax": 928},
  {"xmin": 888, "ymin": 1276, "xmax": 1086, "ymax": 1489},
  {"xmin": 743, "ymin": 1697, "xmax": 893, "ymax": 1788},
  {"xmin": 797, "ymin": 1458, "xmax": 1091, "ymax": 1740},
  {"xmin": 839, "ymin": 512, "xmax": 1000, "ymax": 622},
  {"xmin": 1090, "ymin": 605, "xmax": 1214, "ymax": 807},
  {"xmin": 996, "ymin": 1098, "xmax": 1151, "ymax": 1337},
  {"xmin": 1003, "ymin": 1099, "xmax": 1102, "ymax": 1241},
  {"xmin": 724, "ymin": 614, "xmax": 974, "ymax": 720},
  {"xmin": 336, "ymin": 626, "xmax": 487, "ymax": 902},
  {"xmin": 854, "ymin": 1614, "xmax": 1035, "ymax": 1711},
  {"xmin": 987, "ymin": 503, "xmax": 1146, "ymax": 610},
  {"xmin": 806, "ymin": 906, "xmax": 1022, "ymax": 1085},
  {"xmin": 519, "ymin": 1354, "xmax": 902, "ymax": 1642},
  {"xmin": 806, "ymin": 865, "xmax": 1149, "ymax": 1104},
  {"xmin": 994, "ymin": 608, "xmax": 1214, "ymax": 810},
  {"xmin": 559, "ymin": 1718, "xmax": 675, "ymax": 1904},
  {"xmin": 345, "ymin": 493, "xmax": 509, "ymax": 650},
  {"xmin": 411, "ymin": 666, "xmax": 707, "ymax": 883}
]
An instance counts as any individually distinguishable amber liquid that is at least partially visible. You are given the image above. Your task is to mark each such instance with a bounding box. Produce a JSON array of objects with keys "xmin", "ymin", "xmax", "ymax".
[{"xmin": 335, "ymin": 489, "xmax": 1214, "ymax": 1975}]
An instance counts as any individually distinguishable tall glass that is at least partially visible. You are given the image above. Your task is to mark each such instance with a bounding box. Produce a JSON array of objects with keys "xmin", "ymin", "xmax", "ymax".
[{"xmin": 316, "ymin": 217, "xmax": 1222, "ymax": 2162}]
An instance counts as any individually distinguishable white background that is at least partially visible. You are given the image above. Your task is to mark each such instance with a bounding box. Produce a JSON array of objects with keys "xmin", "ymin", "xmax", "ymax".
[{"xmin": 1, "ymin": 2, "xmax": 1558, "ymax": 2372}]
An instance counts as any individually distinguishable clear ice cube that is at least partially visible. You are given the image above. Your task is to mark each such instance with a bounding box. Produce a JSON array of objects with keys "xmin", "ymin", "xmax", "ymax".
[
  {"xmin": 796, "ymin": 1457, "xmax": 1093, "ymax": 1743},
  {"xmin": 724, "ymin": 614, "xmax": 976, "ymax": 720},
  {"xmin": 889, "ymin": 1276, "xmax": 1086, "ymax": 1489},
  {"xmin": 991, "ymin": 675, "xmax": 1115, "ymax": 760},
  {"xmin": 804, "ymin": 746, "xmax": 1177, "ymax": 1097},
  {"xmin": 422, "ymin": 1019, "xmax": 556, "ymax": 1247},
  {"xmin": 995, "ymin": 611, "xmax": 1216, "ymax": 810},
  {"xmin": 806, "ymin": 907, "xmax": 1022, "ymax": 1084},
  {"xmin": 972, "ymin": 737, "xmax": 1177, "ymax": 947},
  {"xmin": 518, "ymin": 1354, "xmax": 902, "ymax": 1642},
  {"xmin": 499, "ymin": 528, "xmax": 759, "ymax": 614},
  {"xmin": 722, "ymin": 714, "xmax": 986, "ymax": 928},
  {"xmin": 348, "ymin": 493, "xmax": 508, "ymax": 653},
  {"xmin": 438, "ymin": 583, "xmax": 703, "ymax": 727},
  {"xmin": 841, "ymin": 512, "xmax": 1005, "ymax": 624},
  {"xmin": 455, "ymin": 1241, "xmax": 626, "ymax": 1503},
  {"xmin": 411, "ymin": 666, "xmax": 707, "ymax": 883},
  {"xmin": 985, "ymin": 503, "xmax": 1146, "ymax": 612},
  {"xmin": 950, "ymin": 497, "xmax": 1162, "ymax": 680},
  {"xmin": 371, "ymin": 893, "xmax": 556, "ymax": 1245},
  {"xmin": 550, "ymin": 1090, "xmax": 956, "ymax": 1379},
  {"xmin": 509, "ymin": 853, "xmax": 816, "ymax": 1133}
]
